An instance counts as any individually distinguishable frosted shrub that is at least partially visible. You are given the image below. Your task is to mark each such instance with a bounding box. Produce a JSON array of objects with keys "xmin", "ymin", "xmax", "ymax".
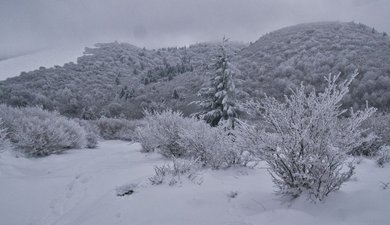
[
  {"xmin": 231, "ymin": 123, "xmax": 264, "ymax": 165},
  {"xmin": 357, "ymin": 113, "xmax": 390, "ymax": 156},
  {"xmin": 135, "ymin": 110, "xmax": 191, "ymax": 157},
  {"xmin": 0, "ymin": 105, "xmax": 87, "ymax": 157},
  {"xmin": 377, "ymin": 146, "xmax": 390, "ymax": 167},
  {"xmin": 348, "ymin": 132, "xmax": 380, "ymax": 156},
  {"xmin": 349, "ymin": 112, "xmax": 390, "ymax": 157},
  {"xmin": 74, "ymin": 119, "xmax": 99, "ymax": 148},
  {"xmin": 136, "ymin": 110, "xmax": 251, "ymax": 168},
  {"xmin": 94, "ymin": 117, "xmax": 139, "ymax": 141},
  {"xmin": 14, "ymin": 115, "xmax": 87, "ymax": 156},
  {"xmin": 249, "ymin": 72, "xmax": 375, "ymax": 201},
  {"xmin": 149, "ymin": 158, "xmax": 202, "ymax": 186},
  {"xmin": 178, "ymin": 122, "xmax": 254, "ymax": 168},
  {"xmin": 372, "ymin": 113, "xmax": 390, "ymax": 145},
  {"xmin": 0, "ymin": 119, "xmax": 10, "ymax": 152},
  {"xmin": 177, "ymin": 120, "xmax": 229, "ymax": 168},
  {"xmin": 134, "ymin": 120, "xmax": 155, "ymax": 153}
]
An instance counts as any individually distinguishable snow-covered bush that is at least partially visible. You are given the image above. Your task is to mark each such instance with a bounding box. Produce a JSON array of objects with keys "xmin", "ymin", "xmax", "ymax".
[
  {"xmin": 350, "ymin": 112, "xmax": 390, "ymax": 157},
  {"xmin": 0, "ymin": 105, "xmax": 87, "ymax": 157},
  {"xmin": 136, "ymin": 110, "xmax": 251, "ymax": 168},
  {"xmin": 135, "ymin": 110, "xmax": 190, "ymax": 157},
  {"xmin": 94, "ymin": 117, "xmax": 139, "ymax": 141},
  {"xmin": 149, "ymin": 158, "xmax": 201, "ymax": 186},
  {"xmin": 231, "ymin": 123, "xmax": 264, "ymax": 164},
  {"xmin": 176, "ymin": 119, "xmax": 229, "ymax": 168},
  {"xmin": 14, "ymin": 116, "xmax": 86, "ymax": 156},
  {"xmin": 348, "ymin": 132, "xmax": 380, "ymax": 157},
  {"xmin": 134, "ymin": 120, "xmax": 155, "ymax": 153},
  {"xmin": 178, "ymin": 121, "xmax": 254, "ymax": 168},
  {"xmin": 248, "ymin": 72, "xmax": 375, "ymax": 201},
  {"xmin": 363, "ymin": 113, "xmax": 390, "ymax": 146},
  {"xmin": 74, "ymin": 119, "xmax": 99, "ymax": 148},
  {"xmin": 0, "ymin": 119, "xmax": 10, "ymax": 152},
  {"xmin": 377, "ymin": 146, "xmax": 390, "ymax": 167}
]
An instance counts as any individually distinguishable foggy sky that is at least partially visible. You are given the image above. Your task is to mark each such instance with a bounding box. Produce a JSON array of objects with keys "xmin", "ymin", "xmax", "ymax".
[{"xmin": 1, "ymin": 0, "xmax": 390, "ymax": 59}]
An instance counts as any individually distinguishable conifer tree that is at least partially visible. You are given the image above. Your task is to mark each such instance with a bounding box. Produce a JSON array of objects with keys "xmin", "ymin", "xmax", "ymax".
[{"xmin": 194, "ymin": 37, "xmax": 238, "ymax": 129}]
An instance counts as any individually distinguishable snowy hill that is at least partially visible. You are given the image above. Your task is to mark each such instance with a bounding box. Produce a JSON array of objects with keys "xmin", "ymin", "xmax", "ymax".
[
  {"xmin": 0, "ymin": 141, "xmax": 389, "ymax": 225},
  {"xmin": 237, "ymin": 21, "xmax": 390, "ymax": 110},
  {"xmin": 1, "ymin": 22, "xmax": 390, "ymax": 120},
  {"xmin": 0, "ymin": 42, "xmax": 245, "ymax": 119}
]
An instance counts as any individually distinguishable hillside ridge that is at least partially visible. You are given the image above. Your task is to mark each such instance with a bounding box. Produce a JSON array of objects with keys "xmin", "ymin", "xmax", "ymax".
[{"xmin": 1, "ymin": 21, "xmax": 389, "ymax": 119}]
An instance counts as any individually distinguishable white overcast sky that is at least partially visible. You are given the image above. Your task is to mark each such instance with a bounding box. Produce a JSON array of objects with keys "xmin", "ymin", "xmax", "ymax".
[{"xmin": 1, "ymin": 0, "xmax": 390, "ymax": 59}]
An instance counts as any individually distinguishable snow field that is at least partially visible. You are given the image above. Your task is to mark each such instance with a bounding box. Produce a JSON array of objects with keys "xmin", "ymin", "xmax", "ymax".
[{"xmin": 0, "ymin": 141, "xmax": 389, "ymax": 225}]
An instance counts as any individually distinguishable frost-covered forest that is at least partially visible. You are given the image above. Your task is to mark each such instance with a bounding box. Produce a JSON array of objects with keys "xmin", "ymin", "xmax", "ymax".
[
  {"xmin": 1, "ymin": 21, "xmax": 390, "ymax": 225},
  {"xmin": 1, "ymin": 22, "xmax": 390, "ymax": 119},
  {"xmin": 238, "ymin": 22, "xmax": 390, "ymax": 110},
  {"xmin": 0, "ymin": 42, "xmax": 244, "ymax": 119}
]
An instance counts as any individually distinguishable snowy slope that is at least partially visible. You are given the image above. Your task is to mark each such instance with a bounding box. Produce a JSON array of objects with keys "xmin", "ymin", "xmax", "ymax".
[
  {"xmin": 0, "ymin": 141, "xmax": 389, "ymax": 225},
  {"xmin": 237, "ymin": 22, "xmax": 390, "ymax": 110}
]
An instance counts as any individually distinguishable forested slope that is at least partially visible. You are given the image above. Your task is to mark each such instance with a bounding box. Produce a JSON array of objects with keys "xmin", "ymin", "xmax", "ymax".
[
  {"xmin": 1, "ymin": 21, "xmax": 389, "ymax": 119},
  {"xmin": 237, "ymin": 21, "xmax": 390, "ymax": 110},
  {"xmin": 0, "ymin": 42, "xmax": 245, "ymax": 118}
]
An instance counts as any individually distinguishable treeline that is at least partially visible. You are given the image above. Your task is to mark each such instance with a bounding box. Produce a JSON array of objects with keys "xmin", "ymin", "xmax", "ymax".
[
  {"xmin": 0, "ymin": 22, "xmax": 390, "ymax": 122},
  {"xmin": 0, "ymin": 42, "xmax": 245, "ymax": 119},
  {"xmin": 237, "ymin": 21, "xmax": 390, "ymax": 110}
]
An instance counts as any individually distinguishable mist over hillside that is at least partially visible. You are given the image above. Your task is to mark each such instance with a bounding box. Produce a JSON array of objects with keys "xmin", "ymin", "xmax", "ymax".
[{"xmin": 0, "ymin": 21, "xmax": 389, "ymax": 119}]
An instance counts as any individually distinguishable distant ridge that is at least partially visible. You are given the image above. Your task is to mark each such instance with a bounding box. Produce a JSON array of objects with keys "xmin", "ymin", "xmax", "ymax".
[
  {"xmin": 0, "ymin": 21, "xmax": 389, "ymax": 120},
  {"xmin": 237, "ymin": 21, "xmax": 390, "ymax": 110}
]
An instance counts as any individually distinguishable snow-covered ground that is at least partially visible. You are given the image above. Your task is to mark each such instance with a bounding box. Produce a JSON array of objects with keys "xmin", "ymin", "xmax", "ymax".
[{"xmin": 0, "ymin": 141, "xmax": 389, "ymax": 225}]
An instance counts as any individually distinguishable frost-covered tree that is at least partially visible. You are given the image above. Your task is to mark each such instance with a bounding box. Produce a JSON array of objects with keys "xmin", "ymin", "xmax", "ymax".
[
  {"xmin": 194, "ymin": 38, "xmax": 239, "ymax": 129},
  {"xmin": 247, "ymin": 71, "xmax": 376, "ymax": 201}
]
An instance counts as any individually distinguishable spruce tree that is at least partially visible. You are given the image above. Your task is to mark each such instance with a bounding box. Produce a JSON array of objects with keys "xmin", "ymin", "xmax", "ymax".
[{"xmin": 194, "ymin": 37, "xmax": 238, "ymax": 129}]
